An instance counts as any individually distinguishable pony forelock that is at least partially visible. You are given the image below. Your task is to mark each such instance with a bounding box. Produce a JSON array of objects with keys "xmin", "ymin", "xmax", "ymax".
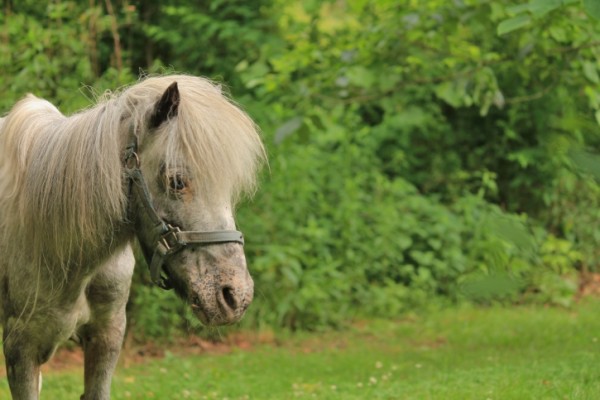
[{"xmin": 123, "ymin": 75, "xmax": 265, "ymax": 204}]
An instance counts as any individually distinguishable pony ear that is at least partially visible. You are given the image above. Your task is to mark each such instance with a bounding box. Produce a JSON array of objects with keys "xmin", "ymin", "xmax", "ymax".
[{"xmin": 150, "ymin": 82, "xmax": 180, "ymax": 129}]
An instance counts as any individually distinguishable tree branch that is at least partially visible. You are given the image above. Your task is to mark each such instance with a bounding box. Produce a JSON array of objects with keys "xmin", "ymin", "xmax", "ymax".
[{"xmin": 104, "ymin": 0, "xmax": 122, "ymax": 72}]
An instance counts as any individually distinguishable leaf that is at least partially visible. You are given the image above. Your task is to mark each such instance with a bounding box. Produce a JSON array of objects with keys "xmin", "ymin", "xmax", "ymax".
[
  {"xmin": 489, "ymin": 215, "xmax": 536, "ymax": 254},
  {"xmin": 506, "ymin": 4, "xmax": 531, "ymax": 14},
  {"xmin": 583, "ymin": 0, "xmax": 600, "ymax": 19},
  {"xmin": 570, "ymin": 148, "xmax": 600, "ymax": 179},
  {"xmin": 281, "ymin": 265, "xmax": 300, "ymax": 287},
  {"xmin": 346, "ymin": 66, "xmax": 376, "ymax": 89},
  {"xmin": 549, "ymin": 26, "xmax": 567, "ymax": 42},
  {"xmin": 583, "ymin": 61, "xmax": 599, "ymax": 84},
  {"xmin": 497, "ymin": 15, "xmax": 531, "ymax": 36},
  {"xmin": 529, "ymin": 0, "xmax": 562, "ymax": 18},
  {"xmin": 434, "ymin": 82, "xmax": 463, "ymax": 108}
]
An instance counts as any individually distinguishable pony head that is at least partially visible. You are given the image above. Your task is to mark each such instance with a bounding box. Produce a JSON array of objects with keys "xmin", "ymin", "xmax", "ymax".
[{"xmin": 123, "ymin": 76, "xmax": 264, "ymax": 325}]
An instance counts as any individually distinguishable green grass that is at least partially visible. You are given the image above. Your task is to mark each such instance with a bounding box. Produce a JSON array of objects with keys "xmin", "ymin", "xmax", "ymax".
[{"xmin": 2, "ymin": 300, "xmax": 600, "ymax": 399}]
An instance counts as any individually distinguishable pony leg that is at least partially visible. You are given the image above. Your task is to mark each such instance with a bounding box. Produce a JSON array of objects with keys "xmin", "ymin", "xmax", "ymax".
[
  {"xmin": 4, "ymin": 357, "xmax": 40, "ymax": 400},
  {"xmin": 3, "ymin": 329, "xmax": 48, "ymax": 400},
  {"xmin": 80, "ymin": 308, "xmax": 127, "ymax": 400},
  {"xmin": 80, "ymin": 247, "xmax": 134, "ymax": 400}
]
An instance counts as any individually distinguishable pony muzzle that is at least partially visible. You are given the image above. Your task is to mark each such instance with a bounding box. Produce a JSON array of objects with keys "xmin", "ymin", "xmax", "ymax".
[{"xmin": 189, "ymin": 271, "xmax": 253, "ymax": 326}]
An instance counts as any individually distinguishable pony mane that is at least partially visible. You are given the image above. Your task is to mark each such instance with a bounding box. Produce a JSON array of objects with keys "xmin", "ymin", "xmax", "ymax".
[{"xmin": 0, "ymin": 75, "xmax": 265, "ymax": 275}]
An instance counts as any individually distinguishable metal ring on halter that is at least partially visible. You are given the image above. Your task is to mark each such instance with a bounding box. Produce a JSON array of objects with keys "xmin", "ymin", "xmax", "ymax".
[{"xmin": 125, "ymin": 151, "xmax": 140, "ymax": 169}]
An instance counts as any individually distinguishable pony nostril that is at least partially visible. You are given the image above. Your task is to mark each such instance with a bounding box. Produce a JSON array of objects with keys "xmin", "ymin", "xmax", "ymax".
[{"xmin": 221, "ymin": 286, "xmax": 238, "ymax": 311}]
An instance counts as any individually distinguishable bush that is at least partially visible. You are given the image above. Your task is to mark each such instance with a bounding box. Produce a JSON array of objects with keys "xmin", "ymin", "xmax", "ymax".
[{"xmin": 3, "ymin": 0, "xmax": 599, "ymax": 337}]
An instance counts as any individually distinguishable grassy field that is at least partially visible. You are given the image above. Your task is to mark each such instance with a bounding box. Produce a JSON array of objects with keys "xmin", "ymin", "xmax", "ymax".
[{"xmin": 1, "ymin": 300, "xmax": 599, "ymax": 399}]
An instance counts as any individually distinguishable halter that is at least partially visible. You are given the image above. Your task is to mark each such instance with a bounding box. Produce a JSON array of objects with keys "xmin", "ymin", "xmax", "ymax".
[{"xmin": 123, "ymin": 126, "xmax": 244, "ymax": 289}]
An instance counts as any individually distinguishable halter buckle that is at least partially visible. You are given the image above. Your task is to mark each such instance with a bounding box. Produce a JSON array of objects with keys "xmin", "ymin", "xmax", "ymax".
[{"xmin": 158, "ymin": 225, "xmax": 185, "ymax": 256}]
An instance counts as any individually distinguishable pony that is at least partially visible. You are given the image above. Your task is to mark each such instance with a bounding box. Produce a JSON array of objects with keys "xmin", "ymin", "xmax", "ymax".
[{"xmin": 0, "ymin": 75, "xmax": 265, "ymax": 399}]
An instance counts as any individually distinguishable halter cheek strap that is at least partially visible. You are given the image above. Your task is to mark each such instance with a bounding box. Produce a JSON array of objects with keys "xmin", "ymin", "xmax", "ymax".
[{"xmin": 123, "ymin": 129, "xmax": 244, "ymax": 290}]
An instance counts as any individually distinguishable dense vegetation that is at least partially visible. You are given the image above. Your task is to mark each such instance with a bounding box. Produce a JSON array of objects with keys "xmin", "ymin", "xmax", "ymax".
[{"xmin": 1, "ymin": 0, "xmax": 599, "ymax": 336}]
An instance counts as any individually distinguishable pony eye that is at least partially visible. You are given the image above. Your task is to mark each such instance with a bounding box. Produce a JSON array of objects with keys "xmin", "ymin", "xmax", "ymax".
[{"xmin": 169, "ymin": 174, "xmax": 187, "ymax": 191}]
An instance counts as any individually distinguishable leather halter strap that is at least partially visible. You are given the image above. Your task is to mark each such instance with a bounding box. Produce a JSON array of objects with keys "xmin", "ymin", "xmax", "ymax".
[{"xmin": 123, "ymin": 127, "xmax": 244, "ymax": 289}]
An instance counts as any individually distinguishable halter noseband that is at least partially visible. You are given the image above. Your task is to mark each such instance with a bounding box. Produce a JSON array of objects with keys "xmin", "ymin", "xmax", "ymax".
[{"xmin": 123, "ymin": 127, "xmax": 244, "ymax": 290}]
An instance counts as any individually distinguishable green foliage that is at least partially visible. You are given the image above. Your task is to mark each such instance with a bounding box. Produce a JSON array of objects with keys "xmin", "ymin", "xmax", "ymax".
[
  {"xmin": 584, "ymin": 0, "xmax": 600, "ymax": 19},
  {"xmin": 140, "ymin": 0, "xmax": 274, "ymax": 87},
  {"xmin": 233, "ymin": 0, "xmax": 600, "ymax": 327},
  {"xmin": 127, "ymin": 283, "xmax": 184, "ymax": 341},
  {"xmin": 1, "ymin": 0, "xmax": 599, "ymax": 335},
  {"xmin": 239, "ymin": 128, "xmax": 468, "ymax": 328},
  {"xmin": 235, "ymin": 0, "xmax": 600, "ymax": 217},
  {"xmin": 0, "ymin": 1, "xmax": 135, "ymax": 112}
]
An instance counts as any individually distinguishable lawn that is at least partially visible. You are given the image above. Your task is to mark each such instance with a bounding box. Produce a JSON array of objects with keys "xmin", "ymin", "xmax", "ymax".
[{"xmin": 1, "ymin": 300, "xmax": 599, "ymax": 399}]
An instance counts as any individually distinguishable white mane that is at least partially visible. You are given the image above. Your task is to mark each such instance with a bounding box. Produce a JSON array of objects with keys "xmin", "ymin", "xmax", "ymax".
[{"xmin": 0, "ymin": 75, "xmax": 265, "ymax": 273}]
